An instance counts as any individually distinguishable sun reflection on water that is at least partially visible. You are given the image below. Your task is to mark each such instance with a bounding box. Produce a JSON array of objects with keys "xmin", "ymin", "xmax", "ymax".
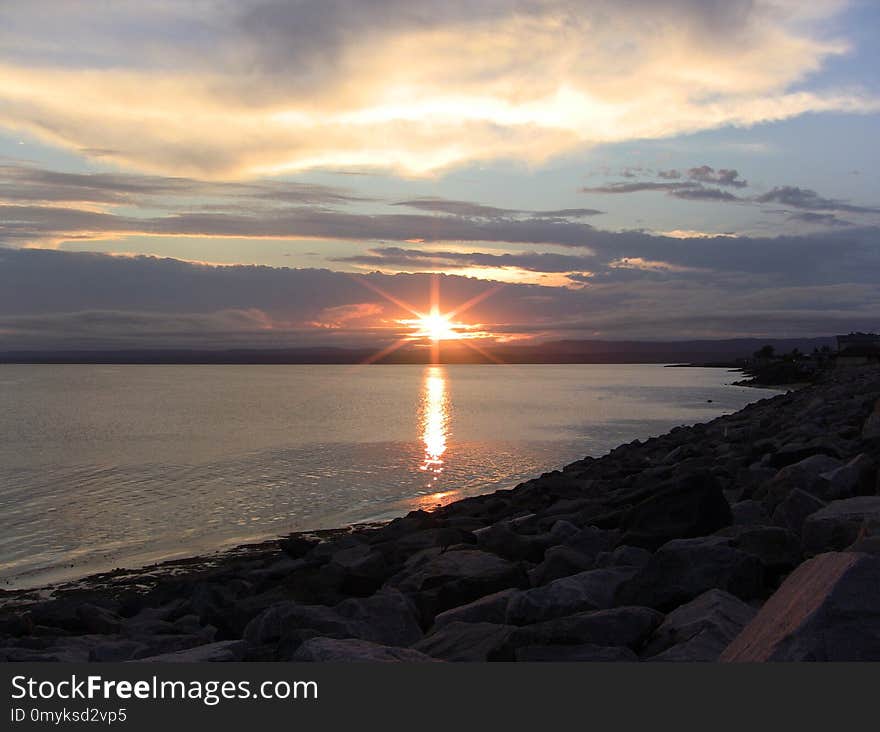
[{"xmin": 419, "ymin": 366, "xmax": 449, "ymax": 477}]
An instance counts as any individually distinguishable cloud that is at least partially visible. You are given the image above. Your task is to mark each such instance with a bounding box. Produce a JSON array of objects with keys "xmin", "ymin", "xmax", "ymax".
[
  {"xmin": 331, "ymin": 246, "xmax": 597, "ymax": 274},
  {"xmin": 686, "ymin": 165, "xmax": 748, "ymax": 187},
  {"xmin": 0, "ymin": 162, "xmax": 367, "ymax": 206},
  {"xmin": 671, "ymin": 187, "xmax": 742, "ymax": 202},
  {"xmin": 581, "ymin": 179, "xmax": 744, "ymax": 203},
  {"xmin": 3, "ymin": 248, "xmax": 880, "ymax": 349},
  {"xmin": 755, "ymin": 185, "xmax": 880, "ymax": 213},
  {"xmin": 392, "ymin": 198, "xmax": 603, "ymax": 220},
  {"xmin": 582, "ymin": 166, "xmax": 877, "ymax": 222},
  {"xmin": 581, "ymin": 182, "xmax": 698, "ymax": 194},
  {"xmin": 788, "ymin": 211, "xmax": 853, "ymax": 227},
  {"xmin": 0, "ymin": 1, "xmax": 872, "ymax": 177}
]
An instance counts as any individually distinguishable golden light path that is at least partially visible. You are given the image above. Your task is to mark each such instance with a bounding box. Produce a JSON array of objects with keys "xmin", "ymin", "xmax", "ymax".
[{"xmin": 419, "ymin": 366, "xmax": 448, "ymax": 476}]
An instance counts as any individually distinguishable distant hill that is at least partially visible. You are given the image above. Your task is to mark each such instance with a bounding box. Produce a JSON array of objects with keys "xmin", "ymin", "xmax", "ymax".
[{"xmin": 0, "ymin": 337, "xmax": 837, "ymax": 365}]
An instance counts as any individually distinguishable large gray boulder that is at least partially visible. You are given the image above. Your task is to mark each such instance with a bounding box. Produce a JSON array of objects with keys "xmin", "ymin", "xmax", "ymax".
[
  {"xmin": 642, "ymin": 589, "xmax": 757, "ymax": 662},
  {"xmin": 412, "ymin": 622, "xmax": 516, "ymax": 661},
  {"xmin": 616, "ymin": 536, "xmax": 764, "ymax": 611},
  {"xmin": 722, "ymin": 552, "xmax": 880, "ymax": 661},
  {"xmin": 506, "ymin": 568, "xmax": 637, "ymax": 625},
  {"xmin": 801, "ymin": 497, "xmax": 880, "ymax": 554},
  {"xmin": 292, "ymin": 638, "xmax": 437, "ymax": 662}
]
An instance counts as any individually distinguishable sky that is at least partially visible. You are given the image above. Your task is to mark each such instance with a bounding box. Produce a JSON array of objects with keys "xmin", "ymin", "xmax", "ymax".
[{"xmin": 1, "ymin": 0, "xmax": 879, "ymax": 351}]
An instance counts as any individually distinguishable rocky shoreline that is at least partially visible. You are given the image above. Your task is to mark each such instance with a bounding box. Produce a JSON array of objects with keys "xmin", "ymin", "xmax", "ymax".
[{"xmin": 2, "ymin": 366, "xmax": 880, "ymax": 662}]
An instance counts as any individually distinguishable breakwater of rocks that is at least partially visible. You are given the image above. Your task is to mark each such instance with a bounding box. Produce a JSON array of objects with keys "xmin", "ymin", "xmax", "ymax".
[{"xmin": 2, "ymin": 366, "xmax": 880, "ymax": 662}]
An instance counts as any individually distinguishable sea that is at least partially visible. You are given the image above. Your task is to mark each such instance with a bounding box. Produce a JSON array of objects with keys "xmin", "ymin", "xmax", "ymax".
[{"xmin": 0, "ymin": 363, "xmax": 762, "ymax": 589}]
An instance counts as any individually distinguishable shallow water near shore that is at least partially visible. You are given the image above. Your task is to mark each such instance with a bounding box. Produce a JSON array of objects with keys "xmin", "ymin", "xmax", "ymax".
[{"xmin": 0, "ymin": 363, "xmax": 760, "ymax": 589}]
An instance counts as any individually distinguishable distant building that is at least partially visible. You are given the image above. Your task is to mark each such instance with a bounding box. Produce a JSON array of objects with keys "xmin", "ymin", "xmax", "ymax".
[{"xmin": 836, "ymin": 332, "xmax": 880, "ymax": 367}]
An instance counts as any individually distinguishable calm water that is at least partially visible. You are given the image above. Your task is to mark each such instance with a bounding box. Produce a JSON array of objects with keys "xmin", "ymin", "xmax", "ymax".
[{"xmin": 0, "ymin": 364, "xmax": 759, "ymax": 588}]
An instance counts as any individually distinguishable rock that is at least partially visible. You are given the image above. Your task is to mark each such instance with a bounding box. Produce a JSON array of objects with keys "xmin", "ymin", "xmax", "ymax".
[
  {"xmin": 642, "ymin": 589, "xmax": 756, "ymax": 662},
  {"xmin": 132, "ymin": 640, "xmax": 248, "ymax": 663},
  {"xmin": 863, "ymin": 398, "xmax": 880, "ymax": 439},
  {"xmin": 390, "ymin": 528, "xmax": 476, "ymax": 558},
  {"xmin": 89, "ymin": 640, "xmax": 149, "ymax": 662},
  {"xmin": 730, "ymin": 500, "xmax": 771, "ymax": 526},
  {"xmin": 327, "ymin": 544, "xmax": 390, "ymax": 596},
  {"xmin": 818, "ymin": 455, "xmax": 877, "ymax": 501},
  {"xmin": 506, "ymin": 568, "xmax": 637, "ymax": 625},
  {"xmin": 278, "ymin": 535, "xmax": 320, "ymax": 559},
  {"xmin": 528, "ymin": 545, "xmax": 596, "ymax": 586},
  {"xmin": 494, "ymin": 606, "xmax": 663, "ymax": 659},
  {"xmin": 802, "ymin": 497, "xmax": 880, "ymax": 554},
  {"xmin": 243, "ymin": 588, "xmax": 421, "ymax": 647},
  {"xmin": 549, "ymin": 520, "xmax": 581, "ymax": 543},
  {"xmin": 768, "ymin": 443, "xmax": 842, "ymax": 470},
  {"xmin": 593, "ymin": 546, "xmax": 653, "ymax": 569},
  {"xmin": 413, "ymin": 622, "xmax": 516, "ymax": 661},
  {"xmin": 771, "ymin": 488, "xmax": 826, "ymax": 535},
  {"xmin": 714, "ymin": 525, "xmax": 802, "ymax": 579},
  {"xmin": 432, "ymin": 589, "xmax": 518, "ymax": 628},
  {"xmin": 562, "ymin": 526, "xmax": 619, "ymax": 556},
  {"xmin": 721, "ymin": 552, "xmax": 880, "ymax": 661},
  {"xmin": 371, "ymin": 511, "xmax": 441, "ymax": 543},
  {"xmin": 332, "ymin": 588, "xmax": 423, "ymax": 646},
  {"xmin": 515, "ymin": 644, "xmax": 638, "ymax": 662},
  {"xmin": 846, "ymin": 518, "xmax": 880, "ymax": 554},
  {"xmin": 389, "ymin": 549, "xmax": 528, "ymax": 623},
  {"xmin": 0, "ymin": 612, "xmax": 34, "ymax": 637},
  {"xmin": 292, "ymin": 637, "xmax": 437, "ymax": 662},
  {"xmin": 763, "ymin": 454, "xmax": 842, "ymax": 510},
  {"xmin": 473, "ymin": 522, "xmax": 546, "ymax": 562},
  {"xmin": 616, "ymin": 537, "xmax": 764, "ymax": 611},
  {"xmin": 618, "ymin": 472, "xmax": 732, "ymax": 550}
]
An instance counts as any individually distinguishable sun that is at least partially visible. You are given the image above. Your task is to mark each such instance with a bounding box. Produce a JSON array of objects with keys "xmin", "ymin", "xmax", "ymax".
[{"xmin": 415, "ymin": 308, "xmax": 460, "ymax": 341}]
